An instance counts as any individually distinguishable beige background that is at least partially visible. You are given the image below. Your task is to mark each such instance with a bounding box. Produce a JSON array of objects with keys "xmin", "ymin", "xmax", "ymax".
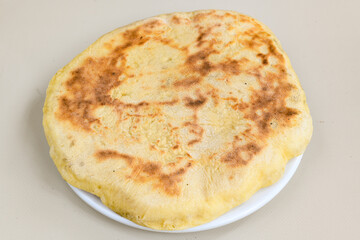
[{"xmin": 1, "ymin": 0, "xmax": 359, "ymax": 239}]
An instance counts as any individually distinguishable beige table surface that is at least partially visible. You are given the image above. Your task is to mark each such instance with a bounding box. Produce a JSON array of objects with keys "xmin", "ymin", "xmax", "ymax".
[{"xmin": 1, "ymin": 0, "xmax": 359, "ymax": 239}]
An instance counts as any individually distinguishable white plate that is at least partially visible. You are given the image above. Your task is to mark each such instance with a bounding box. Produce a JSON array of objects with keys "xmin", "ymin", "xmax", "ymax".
[{"xmin": 69, "ymin": 154, "xmax": 302, "ymax": 233}]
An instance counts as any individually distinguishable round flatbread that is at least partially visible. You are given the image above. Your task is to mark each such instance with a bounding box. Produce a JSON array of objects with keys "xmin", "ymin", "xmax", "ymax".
[{"xmin": 43, "ymin": 10, "xmax": 312, "ymax": 230}]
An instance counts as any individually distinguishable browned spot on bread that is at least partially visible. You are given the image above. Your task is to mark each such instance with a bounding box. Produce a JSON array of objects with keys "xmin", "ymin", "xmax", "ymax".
[
  {"xmin": 96, "ymin": 150, "xmax": 134, "ymax": 165},
  {"xmin": 221, "ymin": 143, "xmax": 262, "ymax": 167},
  {"xmin": 184, "ymin": 121, "xmax": 204, "ymax": 146},
  {"xmin": 170, "ymin": 15, "xmax": 191, "ymax": 25},
  {"xmin": 174, "ymin": 77, "xmax": 201, "ymax": 88},
  {"xmin": 184, "ymin": 94, "xmax": 207, "ymax": 108},
  {"xmin": 218, "ymin": 59, "xmax": 242, "ymax": 75},
  {"xmin": 257, "ymin": 53, "xmax": 268, "ymax": 65},
  {"xmin": 224, "ymin": 12, "xmax": 238, "ymax": 20},
  {"xmin": 195, "ymin": 22, "xmax": 222, "ymax": 48},
  {"xmin": 123, "ymin": 101, "xmax": 149, "ymax": 110},
  {"xmin": 232, "ymin": 72, "xmax": 298, "ymax": 135},
  {"xmin": 59, "ymin": 96, "xmax": 100, "ymax": 130},
  {"xmin": 185, "ymin": 33, "xmax": 248, "ymax": 77},
  {"xmin": 156, "ymin": 99, "xmax": 179, "ymax": 105},
  {"xmin": 143, "ymin": 20, "xmax": 161, "ymax": 29},
  {"xmin": 154, "ymin": 35, "xmax": 186, "ymax": 52},
  {"xmin": 222, "ymin": 97, "xmax": 238, "ymax": 102},
  {"xmin": 185, "ymin": 48, "xmax": 217, "ymax": 76},
  {"xmin": 171, "ymin": 15, "xmax": 181, "ymax": 24},
  {"xmin": 187, "ymin": 138, "xmax": 202, "ymax": 146},
  {"xmin": 142, "ymin": 162, "xmax": 161, "ymax": 175},
  {"xmin": 266, "ymin": 41, "xmax": 284, "ymax": 62},
  {"xmin": 193, "ymin": 12, "xmax": 208, "ymax": 22},
  {"xmin": 196, "ymin": 32, "xmax": 206, "ymax": 46},
  {"xmin": 196, "ymin": 29, "xmax": 212, "ymax": 47},
  {"xmin": 208, "ymin": 88, "xmax": 219, "ymax": 106},
  {"xmin": 95, "ymin": 150, "xmax": 193, "ymax": 196}
]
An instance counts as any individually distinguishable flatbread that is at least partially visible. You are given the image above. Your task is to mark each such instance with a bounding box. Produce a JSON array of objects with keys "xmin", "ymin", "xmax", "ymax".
[{"xmin": 43, "ymin": 10, "xmax": 312, "ymax": 230}]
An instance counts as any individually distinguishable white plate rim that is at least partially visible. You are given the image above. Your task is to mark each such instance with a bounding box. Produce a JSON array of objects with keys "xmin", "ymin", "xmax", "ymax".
[{"xmin": 68, "ymin": 154, "xmax": 302, "ymax": 233}]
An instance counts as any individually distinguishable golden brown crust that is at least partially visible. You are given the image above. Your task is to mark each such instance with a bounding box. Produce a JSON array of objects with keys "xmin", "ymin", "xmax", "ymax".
[{"xmin": 43, "ymin": 10, "xmax": 312, "ymax": 230}]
